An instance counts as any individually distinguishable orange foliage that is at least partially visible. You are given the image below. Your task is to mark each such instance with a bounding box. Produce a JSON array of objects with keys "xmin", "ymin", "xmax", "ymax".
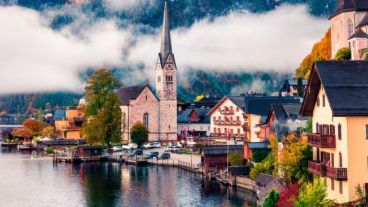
[{"xmin": 296, "ymin": 28, "xmax": 331, "ymax": 79}]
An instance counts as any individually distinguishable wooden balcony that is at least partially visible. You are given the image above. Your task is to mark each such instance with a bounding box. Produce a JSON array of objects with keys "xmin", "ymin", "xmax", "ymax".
[
  {"xmin": 220, "ymin": 109, "xmax": 234, "ymax": 115},
  {"xmin": 214, "ymin": 120, "xmax": 241, "ymax": 126},
  {"xmin": 308, "ymin": 161, "xmax": 326, "ymax": 176},
  {"xmin": 326, "ymin": 166, "xmax": 347, "ymax": 180},
  {"xmin": 307, "ymin": 133, "xmax": 336, "ymax": 148}
]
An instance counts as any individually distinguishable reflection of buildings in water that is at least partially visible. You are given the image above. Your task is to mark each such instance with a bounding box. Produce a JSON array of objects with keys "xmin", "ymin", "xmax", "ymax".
[{"xmin": 73, "ymin": 162, "xmax": 122, "ymax": 207}]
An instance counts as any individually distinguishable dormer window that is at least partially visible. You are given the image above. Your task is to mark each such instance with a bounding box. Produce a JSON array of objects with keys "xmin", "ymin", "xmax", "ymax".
[{"xmin": 322, "ymin": 95, "xmax": 325, "ymax": 107}]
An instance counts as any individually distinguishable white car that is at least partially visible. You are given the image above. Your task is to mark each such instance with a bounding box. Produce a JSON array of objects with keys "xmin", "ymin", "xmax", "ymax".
[
  {"xmin": 152, "ymin": 142, "xmax": 161, "ymax": 148},
  {"xmin": 143, "ymin": 142, "xmax": 155, "ymax": 149},
  {"xmin": 122, "ymin": 143, "xmax": 138, "ymax": 150},
  {"xmin": 165, "ymin": 146, "xmax": 180, "ymax": 153},
  {"xmin": 112, "ymin": 145, "xmax": 122, "ymax": 152}
]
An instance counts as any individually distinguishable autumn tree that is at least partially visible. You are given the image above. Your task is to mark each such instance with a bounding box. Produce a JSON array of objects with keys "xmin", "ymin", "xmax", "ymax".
[
  {"xmin": 130, "ymin": 122, "xmax": 148, "ymax": 147},
  {"xmin": 335, "ymin": 47, "xmax": 351, "ymax": 60},
  {"xmin": 82, "ymin": 69, "xmax": 122, "ymax": 145},
  {"xmin": 294, "ymin": 178, "xmax": 334, "ymax": 207},
  {"xmin": 295, "ymin": 29, "xmax": 331, "ymax": 79},
  {"xmin": 23, "ymin": 119, "xmax": 46, "ymax": 136},
  {"xmin": 278, "ymin": 134, "xmax": 312, "ymax": 183},
  {"xmin": 41, "ymin": 126, "xmax": 55, "ymax": 138},
  {"xmin": 249, "ymin": 154, "xmax": 277, "ymax": 179},
  {"xmin": 194, "ymin": 95, "xmax": 204, "ymax": 102}
]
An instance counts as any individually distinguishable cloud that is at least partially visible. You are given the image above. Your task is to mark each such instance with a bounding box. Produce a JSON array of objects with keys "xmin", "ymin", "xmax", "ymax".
[
  {"xmin": 230, "ymin": 80, "xmax": 266, "ymax": 95},
  {"xmin": 0, "ymin": 6, "xmax": 130, "ymax": 94},
  {"xmin": 0, "ymin": 4, "xmax": 329, "ymax": 94},
  {"xmin": 103, "ymin": 0, "xmax": 155, "ymax": 11},
  {"xmin": 128, "ymin": 5, "xmax": 329, "ymax": 73}
]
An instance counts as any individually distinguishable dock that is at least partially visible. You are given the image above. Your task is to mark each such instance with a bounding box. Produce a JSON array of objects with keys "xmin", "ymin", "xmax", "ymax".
[{"xmin": 147, "ymin": 159, "xmax": 203, "ymax": 174}]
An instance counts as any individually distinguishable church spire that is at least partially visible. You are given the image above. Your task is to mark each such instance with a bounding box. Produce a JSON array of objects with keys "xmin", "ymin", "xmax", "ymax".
[{"xmin": 160, "ymin": 1, "xmax": 172, "ymax": 65}]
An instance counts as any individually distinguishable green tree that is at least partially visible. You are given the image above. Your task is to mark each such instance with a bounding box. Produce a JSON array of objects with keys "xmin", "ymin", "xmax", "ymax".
[
  {"xmin": 130, "ymin": 122, "xmax": 148, "ymax": 147},
  {"xmin": 82, "ymin": 69, "xmax": 122, "ymax": 145},
  {"xmin": 294, "ymin": 178, "xmax": 334, "ymax": 207},
  {"xmin": 305, "ymin": 118, "xmax": 312, "ymax": 133},
  {"xmin": 252, "ymin": 149, "xmax": 270, "ymax": 163},
  {"xmin": 228, "ymin": 152, "xmax": 243, "ymax": 166},
  {"xmin": 335, "ymin": 47, "xmax": 351, "ymax": 60},
  {"xmin": 263, "ymin": 190, "xmax": 280, "ymax": 207},
  {"xmin": 249, "ymin": 154, "xmax": 276, "ymax": 179}
]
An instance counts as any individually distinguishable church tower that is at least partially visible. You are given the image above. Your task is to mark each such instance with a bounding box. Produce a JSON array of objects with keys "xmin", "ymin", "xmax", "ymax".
[{"xmin": 155, "ymin": 1, "xmax": 177, "ymax": 142}]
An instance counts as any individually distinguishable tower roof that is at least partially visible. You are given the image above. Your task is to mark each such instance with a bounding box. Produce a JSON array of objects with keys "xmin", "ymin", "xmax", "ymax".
[
  {"xmin": 159, "ymin": 1, "xmax": 173, "ymax": 65},
  {"xmin": 330, "ymin": 0, "xmax": 368, "ymax": 19},
  {"xmin": 348, "ymin": 27, "xmax": 368, "ymax": 39}
]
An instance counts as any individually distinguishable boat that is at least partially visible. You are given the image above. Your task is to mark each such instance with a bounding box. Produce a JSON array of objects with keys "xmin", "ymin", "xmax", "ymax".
[{"xmin": 18, "ymin": 144, "xmax": 36, "ymax": 151}]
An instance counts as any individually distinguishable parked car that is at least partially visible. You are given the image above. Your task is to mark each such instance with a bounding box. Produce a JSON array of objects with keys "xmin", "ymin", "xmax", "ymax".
[
  {"xmin": 145, "ymin": 151, "xmax": 159, "ymax": 159},
  {"xmin": 165, "ymin": 146, "xmax": 180, "ymax": 153},
  {"xmin": 158, "ymin": 152, "xmax": 170, "ymax": 159},
  {"xmin": 130, "ymin": 149, "xmax": 143, "ymax": 156},
  {"xmin": 152, "ymin": 142, "xmax": 161, "ymax": 148},
  {"xmin": 122, "ymin": 143, "xmax": 138, "ymax": 150},
  {"xmin": 112, "ymin": 145, "xmax": 122, "ymax": 152},
  {"xmin": 143, "ymin": 142, "xmax": 155, "ymax": 149}
]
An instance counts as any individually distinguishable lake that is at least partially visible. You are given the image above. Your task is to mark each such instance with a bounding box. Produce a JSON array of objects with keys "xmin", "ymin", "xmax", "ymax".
[{"xmin": 0, "ymin": 149, "xmax": 256, "ymax": 207}]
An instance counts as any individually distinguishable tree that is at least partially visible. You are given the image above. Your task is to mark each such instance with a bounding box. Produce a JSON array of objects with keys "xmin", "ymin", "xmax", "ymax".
[
  {"xmin": 263, "ymin": 190, "xmax": 280, "ymax": 207},
  {"xmin": 304, "ymin": 118, "xmax": 312, "ymax": 133},
  {"xmin": 249, "ymin": 154, "xmax": 276, "ymax": 179},
  {"xmin": 296, "ymin": 29, "xmax": 331, "ymax": 79},
  {"xmin": 130, "ymin": 122, "xmax": 148, "ymax": 147},
  {"xmin": 252, "ymin": 149, "xmax": 270, "ymax": 163},
  {"xmin": 228, "ymin": 152, "xmax": 243, "ymax": 166},
  {"xmin": 278, "ymin": 134, "xmax": 312, "ymax": 183},
  {"xmin": 194, "ymin": 95, "xmax": 204, "ymax": 102},
  {"xmin": 276, "ymin": 183, "xmax": 300, "ymax": 207},
  {"xmin": 294, "ymin": 178, "xmax": 335, "ymax": 207},
  {"xmin": 12, "ymin": 127, "xmax": 33, "ymax": 141},
  {"xmin": 23, "ymin": 119, "xmax": 46, "ymax": 136},
  {"xmin": 82, "ymin": 69, "xmax": 122, "ymax": 145},
  {"xmin": 41, "ymin": 126, "xmax": 54, "ymax": 138},
  {"xmin": 335, "ymin": 47, "xmax": 351, "ymax": 60}
]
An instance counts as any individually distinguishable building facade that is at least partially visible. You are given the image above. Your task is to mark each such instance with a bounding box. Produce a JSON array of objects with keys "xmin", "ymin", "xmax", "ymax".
[
  {"xmin": 117, "ymin": 2, "xmax": 177, "ymax": 144},
  {"xmin": 301, "ymin": 61, "xmax": 368, "ymax": 203},
  {"xmin": 54, "ymin": 106, "xmax": 84, "ymax": 139},
  {"xmin": 330, "ymin": 0, "xmax": 368, "ymax": 58},
  {"xmin": 177, "ymin": 108, "xmax": 211, "ymax": 138}
]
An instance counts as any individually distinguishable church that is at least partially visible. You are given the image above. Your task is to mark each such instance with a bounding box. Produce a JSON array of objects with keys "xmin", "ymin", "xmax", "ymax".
[
  {"xmin": 330, "ymin": 0, "xmax": 368, "ymax": 60},
  {"xmin": 117, "ymin": 2, "xmax": 177, "ymax": 144}
]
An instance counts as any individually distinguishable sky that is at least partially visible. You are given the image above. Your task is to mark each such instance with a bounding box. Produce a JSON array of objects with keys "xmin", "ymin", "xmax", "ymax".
[{"xmin": 0, "ymin": 2, "xmax": 329, "ymax": 94}]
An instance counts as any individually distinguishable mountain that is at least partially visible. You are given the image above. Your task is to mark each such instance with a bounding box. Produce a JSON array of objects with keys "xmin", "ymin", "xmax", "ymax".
[{"xmin": 0, "ymin": 0, "xmax": 336, "ymax": 114}]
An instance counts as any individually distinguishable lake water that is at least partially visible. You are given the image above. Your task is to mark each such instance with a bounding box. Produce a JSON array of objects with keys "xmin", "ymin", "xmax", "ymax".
[{"xmin": 0, "ymin": 148, "xmax": 256, "ymax": 207}]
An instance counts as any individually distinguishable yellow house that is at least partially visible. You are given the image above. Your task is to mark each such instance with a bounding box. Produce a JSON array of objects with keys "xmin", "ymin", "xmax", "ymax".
[
  {"xmin": 54, "ymin": 106, "xmax": 84, "ymax": 139},
  {"xmin": 301, "ymin": 61, "xmax": 368, "ymax": 204}
]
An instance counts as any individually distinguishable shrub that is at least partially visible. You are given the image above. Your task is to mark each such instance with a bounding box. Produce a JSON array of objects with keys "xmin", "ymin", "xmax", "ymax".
[
  {"xmin": 228, "ymin": 152, "xmax": 243, "ymax": 166},
  {"xmin": 335, "ymin": 47, "xmax": 351, "ymax": 60},
  {"xmin": 46, "ymin": 147, "xmax": 54, "ymax": 154},
  {"xmin": 249, "ymin": 154, "xmax": 276, "ymax": 179},
  {"xmin": 263, "ymin": 190, "xmax": 280, "ymax": 207},
  {"xmin": 252, "ymin": 149, "xmax": 270, "ymax": 163},
  {"xmin": 276, "ymin": 183, "xmax": 300, "ymax": 207}
]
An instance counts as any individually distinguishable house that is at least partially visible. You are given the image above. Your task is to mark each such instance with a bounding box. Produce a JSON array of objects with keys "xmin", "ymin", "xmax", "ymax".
[
  {"xmin": 54, "ymin": 106, "xmax": 84, "ymax": 139},
  {"xmin": 255, "ymin": 173, "xmax": 285, "ymax": 205},
  {"xmin": 300, "ymin": 61, "xmax": 368, "ymax": 204},
  {"xmin": 330, "ymin": 0, "xmax": 368, "ymax": 59},
  {"xmin": 279, "ymin": 79, "xmax": 307, "ymax": 97},
  {"xmin": 177, "ymin": 107, "xmax": 211, "ymax": 138},
  {"xmin": 258, "ymin": 103, "xmax": 306, "ymax": 142},
  {"xmin": 117, "ymin": 2, "xmax": 177, "ymax": 144},
  {"xmin": 201, "ymin": 145, "xmax": 243, "ymax": 174}
]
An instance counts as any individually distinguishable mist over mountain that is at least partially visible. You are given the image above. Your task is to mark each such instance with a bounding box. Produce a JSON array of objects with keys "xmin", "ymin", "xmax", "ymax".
[{"xmin": 0, "ymin": 0, "xmax": 335, "ymax": 113}]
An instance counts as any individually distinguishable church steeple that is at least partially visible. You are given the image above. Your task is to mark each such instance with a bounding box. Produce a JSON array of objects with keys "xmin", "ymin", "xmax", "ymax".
[{"xmin": 160, "ymin": 1, "xmax": 173, "ymax": 65}]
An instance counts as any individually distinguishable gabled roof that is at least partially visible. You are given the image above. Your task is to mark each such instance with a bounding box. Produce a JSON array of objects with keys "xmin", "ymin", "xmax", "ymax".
[
  {"xmin": 267, "ymin": 103, "xmax": 302, "ymax": 123},
  {"xmin": 202, "ymin": 145, "xmax": 243, "ymax": 156},
  {"xmin": 54, "ymin": 110, "xmax": 66, "ymax": 121},
  {"xmin": 208, "ymin": 96, "xmax": 245, "ymax": 115},
  {"xmin": 116, "ymin": 85, "xmax": 158, "ymax": 106},
  {"xmin": 330, "ymin": 0, "xmax": 368, "ymax": 19},
  {"xmin": 348, "ymin": 28, "xmax": 368, "ymax": 40},
  {"xmin": 301, "ymin": 61, "xmax": 368, "ymax": 116},
  {"xmin": 248, "ymin": 141, "xmax": 269, "ymax": 149},
  {"xmin": 177, "ymin": 108, "xmax": 210, "ymax": 124},
  {"xmin": 357, "ymin": 14, "xmax": 368, "ymax": 27}
]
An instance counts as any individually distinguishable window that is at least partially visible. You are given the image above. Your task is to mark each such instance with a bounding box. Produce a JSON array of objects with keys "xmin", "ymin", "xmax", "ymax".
[
  {"xmin": 316, "ymin": 123, "xmax": 319, "ymax": 133},
  {"xmin": 237, "ymin": 128, "xmax": 240, "ymax": 135},
  {"xmin": 166, "ymin": 75, "xmax": 173, "ymax": 83},
  {"xmin": 339, "ymin": 152, "xmax": 342, "ymax": 168},
  {"xmin": 338, "ymin": 123, "xmax": 342, "ymax": 140},
  {"xmin": 330, "ymin": 125, "xmax": 335, "ymax": 135},
  {"xmin": 169, "ymin": 125, "xmax": 170, "ymax": 129},
  {"xmin": 317, "ymin": 97, "xmax": 320, "ymax": 106},
  {"xmin": 347, "ymin": 19, "xmax": 353, "ymax": 38},
  {"xmin": 322, "ymin": 95, "xmax": 325, "ymax": 107},
  {"xmin": 145, "ymin": 95, "xmax": 148, "ymax": 100},
  {"xmin": 143, "ymin": 113, "xmax": 149, "ymax": 129},
  {"xmin": 331, "ymin": 178, "xmax": 334, "ymax": 190},
  {"xmin": 366, "ymin": 125, "xmax": 368, "ymax": 139},
  {"xmin": 339, "ymin": 181, "xmax": 343, "ymax": 194}
]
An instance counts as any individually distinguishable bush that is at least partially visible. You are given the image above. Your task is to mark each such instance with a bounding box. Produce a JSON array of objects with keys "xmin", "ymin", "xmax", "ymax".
[
  {"xmin": 335, "ymin": 47, "xmax": 351, "ymax": 60},
  {"xmin": 294, "ymin": 178, "xmax": 334, "ymax": 207},
  {"xmin": 276, "ymin": 183, "xmax": 300, "ymax": 207},
  {"xmin": 228, "ymin": 152, "xmax": 243, "ymax": 166},
  {"xmin": 249, "ymin": 154, "xmax": 276, "ymax": 179},
  {"xmin": 130, "ymin": 122, "xmax": 148, "ymax": 147},
  {"xmin": 46, "ymin": 147, "xmax": 54, "ymax": 154},
  {"xmin": 252, "ymin": 149, "xmax": 271, "ymax": 163},
  {"xmin": 263, "ymin": 190, "xmax": 280, "ymax": 207}
]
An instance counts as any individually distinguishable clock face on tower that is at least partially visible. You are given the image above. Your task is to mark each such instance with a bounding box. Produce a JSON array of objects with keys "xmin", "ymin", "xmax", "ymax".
[{"xmin": 167, "ymin": 64, "xmax": 172, "ymax": 70}]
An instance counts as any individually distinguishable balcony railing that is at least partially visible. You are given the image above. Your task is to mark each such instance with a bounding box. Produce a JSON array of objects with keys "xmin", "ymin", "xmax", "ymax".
[
  {"xmin": 307, "ymin": 133, "xmax": 336, "ymax": 148},
  {"xmin": 308, "ymin": 161, "xmax": 326, "ymax": 176},
  {"xmin": 220, "ymin": 109, "xmax": 234, "ymax": 115},
  {"xmin": 308, "ymin": 161, "xmax": 347, "ymax": 180},
  {"xmin": 213, "ymin": 120, "xmax": 241, "ymax": 126},
  {"xmin": 326, "ymin": 166, "xmax": 347, "ymax": 180}
]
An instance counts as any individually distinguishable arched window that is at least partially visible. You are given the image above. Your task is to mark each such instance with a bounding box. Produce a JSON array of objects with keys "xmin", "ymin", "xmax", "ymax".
[
  {"xmin": 338, "ymin": 123, "xmax": 342, "ymax": 140},
  {"xmin": 143, "ymin": 113, "xmax": 149, "ymax": 129},
  {"xmin": 347, "ymin": 19, "xmax": 353, "ymax": 37}
]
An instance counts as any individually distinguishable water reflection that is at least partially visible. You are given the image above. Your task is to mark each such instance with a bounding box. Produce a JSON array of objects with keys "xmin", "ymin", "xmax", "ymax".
[{"xmin": 0, "ymin": 152, "xmax": 256, "ymax": 207}]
